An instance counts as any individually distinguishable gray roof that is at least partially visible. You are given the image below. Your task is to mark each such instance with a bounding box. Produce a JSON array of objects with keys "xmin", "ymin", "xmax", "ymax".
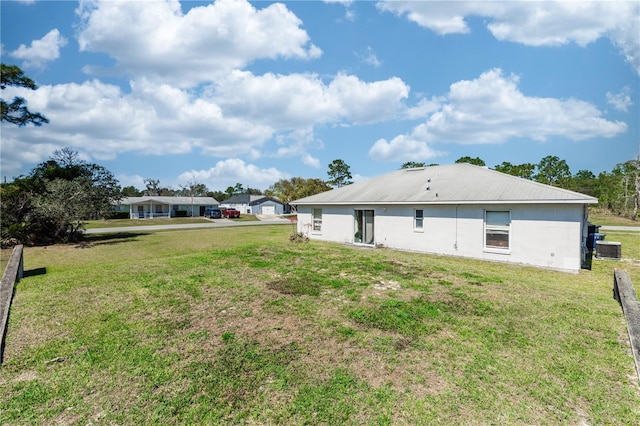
[
  {"xmin": 293, "ymin": 164, "xmax": 597, "ymax": 205},
  {"xmin": 222, "ymin": 195, "xmax": 283, "ymax": 205},
  {"xmin": 119, "ymin": 196, "xmax": 219, "ymax": 205}
]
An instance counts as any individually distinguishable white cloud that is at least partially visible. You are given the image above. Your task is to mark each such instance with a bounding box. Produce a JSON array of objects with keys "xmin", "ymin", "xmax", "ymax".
[
  {"xmin": 369, "ymin": 68, "xmax": 627, "ymax": 161},
  {"xmin": 302, "ymin": 154, "xmax": 321, "ymax": 168},
  {"xmin": 359, "ymin": 46, "xmax": 381, "ymax": 68},
  {"xmin": 404, "ymin": 97, "xmax": 443, "ymax": 120},
  {"xmin": 323, "ymin": 0, "xmax": 354, "ymax": 5},
  {"xmin": 116, "ymin": 173, "xmax": 146, "ymax": 189},
  {"xmin": 0, "ymin": 79, "xmax": 273, "ymax": 174},
  {"xmin": 377, "ymin": 1, "xmax": 640, "ymax": 74},
  {"xmin": 606, "ymin": 87, "xmax": 633, "ymax": 112},
  {"xmin": 10, "ymin": 29, "xmax": 67, "ymax": 69},
  {"xmin": 0, "ymin": 67, "xmax": 411, "ymax": 176},
  {"xmin": 369, "ymin": 135, "xmax": 443, "ymax": 163},
  {"xmin": 177, "ymin": 158, "xmax": 290, "ymax": 191},
  {"xmin": 76, "ymin": 0, "xmax": 321, "ymax": 87},
  {"xmin": 213, "ymin": 71, "xmax": 409, "ymax": 127}
]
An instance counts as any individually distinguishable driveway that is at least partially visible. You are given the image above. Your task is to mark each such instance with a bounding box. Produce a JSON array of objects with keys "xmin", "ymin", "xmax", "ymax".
[{"xmin": 84, "ymin": 217, "xmax": 291, "ymax": 234}]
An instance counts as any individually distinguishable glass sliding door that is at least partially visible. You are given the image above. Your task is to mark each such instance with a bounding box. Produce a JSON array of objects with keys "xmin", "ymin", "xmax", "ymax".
[{"xmin": 354, "ymin": 210, "xmax": 374, "ymax": 245}]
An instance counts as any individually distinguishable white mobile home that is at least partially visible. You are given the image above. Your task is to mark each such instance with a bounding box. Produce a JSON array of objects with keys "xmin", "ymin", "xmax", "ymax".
[
  {"xmin": 293, "ymin": 164, "xmax": 597, "ymax": 273},
  {"xmin": 115, "ymin": 196, "xmax": 219, "ymax": 219}
]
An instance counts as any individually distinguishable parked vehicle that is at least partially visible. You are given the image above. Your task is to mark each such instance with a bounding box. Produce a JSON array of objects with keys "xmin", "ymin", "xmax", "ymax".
[
  {"xmin": 223, "ymin": 208, "xmax": 241, "ymax": 218},
  {"xmin": 205, "ymin": 208, "xmax": 222, "ymax": 219}
]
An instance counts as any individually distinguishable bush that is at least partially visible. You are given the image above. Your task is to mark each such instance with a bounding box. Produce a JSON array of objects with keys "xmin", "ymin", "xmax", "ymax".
[
  {"xmin": 108, "ymin": 211, "xmax": 130, "ymax": 219},
  {"xmin": 174, "ymin": 210, "xmax": 188, "ymax": 217},
  {"xmin": 289, "ymin": 232, "xmax": 309, "ymax": 243}
]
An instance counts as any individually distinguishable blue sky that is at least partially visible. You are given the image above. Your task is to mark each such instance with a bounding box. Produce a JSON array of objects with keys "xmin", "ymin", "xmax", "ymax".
[{"xmin": 1, "ymin": 0, "xmax": 638, "ymax": 192}]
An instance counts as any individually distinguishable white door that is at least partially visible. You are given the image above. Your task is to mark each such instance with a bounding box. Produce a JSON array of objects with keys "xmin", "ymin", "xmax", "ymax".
[{"xmin": 261, "ymin": 205, "xmax": 275, "ymax": 215}]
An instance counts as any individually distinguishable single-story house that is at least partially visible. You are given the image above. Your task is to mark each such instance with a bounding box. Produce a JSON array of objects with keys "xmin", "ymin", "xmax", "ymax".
[
  {"xmin": 221, "ymin": 195, "xmax": 284, "ymax": 215},
  {"xmin": 292, "ymin": 164, "xmax": 597, "ymax": 273},
  {"xmin": 115, "ymin": 196, "xmax": 219, "ymax": 219}
]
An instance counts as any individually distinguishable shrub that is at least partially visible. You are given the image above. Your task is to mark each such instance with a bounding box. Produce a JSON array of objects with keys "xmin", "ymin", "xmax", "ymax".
[
  {"xmin": 108, "ymin": 211, "xmax": 130, "ymax": 219},
  {"xmin": 289, "ymin": 232, "xmax": 309, "ymax": 243}
]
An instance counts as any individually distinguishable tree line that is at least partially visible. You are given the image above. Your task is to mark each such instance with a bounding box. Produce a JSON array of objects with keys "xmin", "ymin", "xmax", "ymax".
[{"xmin": 404, "ymin": 155, "xmax": 640, "ymax": 220}]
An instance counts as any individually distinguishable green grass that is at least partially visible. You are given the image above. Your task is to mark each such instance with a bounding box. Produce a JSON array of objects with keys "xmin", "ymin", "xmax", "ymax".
[
  {"xmin": 84, "ymin": 217, "xmax": 212, "ymax": 228},
  {"xmin": 84, "ymin": 214, "xmax": 260, "ymax": 229},
  {"xmin": 589, "ymin": 208, "xmax": 639, "ymax": 227},
  {"xmin": 1, "ymin": 225, "xmax": 639, "ymax": 425}
]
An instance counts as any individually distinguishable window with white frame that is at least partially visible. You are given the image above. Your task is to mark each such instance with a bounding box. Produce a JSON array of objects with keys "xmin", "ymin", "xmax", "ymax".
[
  {"xmin": 312, "ymin": 208, "xmax": 322, "ymax": 232},
  {"xmin": 485, "ymin": 211, "xmax": 510, "ymax": 250},
  {"xmin": 414, "ymin": 209, "xmax": 424, "ymax": 230}
]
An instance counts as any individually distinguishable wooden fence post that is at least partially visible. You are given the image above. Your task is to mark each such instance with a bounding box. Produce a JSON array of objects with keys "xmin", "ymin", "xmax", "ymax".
[{"xmin": 613, "ymin": 269, "xmax": 640, "ymax": 383}]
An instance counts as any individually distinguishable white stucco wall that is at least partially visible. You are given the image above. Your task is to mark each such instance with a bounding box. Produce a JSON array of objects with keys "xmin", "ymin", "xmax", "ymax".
[{"xmin": 297, "ymin": 203, "xmax": 586, "ymax": 272}]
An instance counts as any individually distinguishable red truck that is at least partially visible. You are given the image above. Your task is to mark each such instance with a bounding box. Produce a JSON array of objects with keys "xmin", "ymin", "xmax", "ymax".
[{"xmin": 222, "ymin": 207, "xmax": 241, "ymax": 218}]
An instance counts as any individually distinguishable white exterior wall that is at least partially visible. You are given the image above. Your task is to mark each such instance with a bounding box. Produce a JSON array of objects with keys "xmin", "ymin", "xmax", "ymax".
[
  {"xmin": 222, "ymin": 201, "xmax": 283, "ymax": 215},
  {"xmin": 257, "ymin": 201, "xmax": 284, "ymax": 215},
  {"xmin": 297, "ymin": 203, "xmax": 586, "ymax": 272}
]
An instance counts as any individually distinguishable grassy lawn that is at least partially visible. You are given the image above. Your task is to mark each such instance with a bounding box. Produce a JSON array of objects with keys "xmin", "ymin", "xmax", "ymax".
[
  {"xmin": 1, "ymin": 226, "xmax": 639, "ymax": 424},
  {"xmin": 589, "ymin": 208, "xmax": 639, "ymax": 227},
  {"xmin": 85, "ymin": 215, "xmax": 260, "ymax": 229}
]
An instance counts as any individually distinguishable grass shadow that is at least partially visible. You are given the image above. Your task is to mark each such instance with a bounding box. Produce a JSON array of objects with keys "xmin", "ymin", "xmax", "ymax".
[
  {"xmin": 77, "ymin": 232, "xmax": 149, "ymax": 248},
  {"xmin": 23, "ymin": 267, "xmax": 47, "ymax": 278}
]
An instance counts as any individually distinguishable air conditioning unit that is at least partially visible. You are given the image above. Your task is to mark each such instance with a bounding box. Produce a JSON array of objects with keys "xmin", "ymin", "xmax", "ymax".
[{"xmin": 595, "ymin": 241, "xmax": 622, "ymax": 260}]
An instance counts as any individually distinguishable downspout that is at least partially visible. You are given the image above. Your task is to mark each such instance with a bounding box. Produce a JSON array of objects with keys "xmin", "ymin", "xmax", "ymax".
[
  {"xmin": 581, "ymin": 204, "xmax": 589, "ymax": 264},
  {"xmin": 454, "ymin": 205, "xmax": 460, "ymax": 251}
]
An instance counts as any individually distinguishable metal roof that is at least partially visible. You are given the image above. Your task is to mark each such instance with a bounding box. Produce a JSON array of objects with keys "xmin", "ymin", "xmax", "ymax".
[
  {"xmin": 293, "ymin": 164, "xmax": 598, "ymax": 205},
  {"xmin": 119, "ymin": 196, "xmax": 219, "ymax": 205},
  {"xmin": 222, "ymin": 195, "xmax": 283, "ymax": 205}
]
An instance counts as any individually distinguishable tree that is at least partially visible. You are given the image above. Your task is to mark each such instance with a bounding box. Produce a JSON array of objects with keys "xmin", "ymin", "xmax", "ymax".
[
  {"xmin": 31, "ymin": 179, "xmax": 92, "ymax": 243},
  {"xmin": 245, "ymin": 186, "xmax": 263, "ymax": 195},
  {"xmin": 494, "ymin": 162, "xmax": 536, "ymax": 180},
  {"xmin": 144, "ymin": 179, "xmax": 161, "ymax": 196},
  {"xmin": 400, "ymin": 161, "xmax": 426, "ymax": 169},
  {"xmin": 178, "ymin": 179, "xmax": 208, "ymax": 197},
  {"xmin": 1, "ymin": 148, "xmax": 121, "ymax": 246},
  {"xmin": 1, "ymin": 64, "xmax": 49, "ymax": 127},
  {"xmin": 327, "ymin": 159, "xmax": 353, "ymax": 188},
  {"xmin": 208, "ymin": 190, "xmax": 227, "ymax": 203},
  {"xmin": 266, "ymin": 177, "xmax": 331, "ymax": 205},
  {"xmin": 121, "ymin": 186, "xmax": 142, "ymax": 197},
  {"xmin": 455, "ymin": 156, "xmax": 486, "ymax": 166},
  {"xmin": 534, "ymin": 156, "xmax": 571, "ymax": 188},
  {"xmin": 571, "ymin": 169, "xmax": 597, "ymax": 196},
  {"xmin": 598, "ymin": 159, "xmax": 640, "ymax": 220}
]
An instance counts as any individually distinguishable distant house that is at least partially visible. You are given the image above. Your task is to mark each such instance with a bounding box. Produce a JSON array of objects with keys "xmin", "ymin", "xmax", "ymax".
[
  {"xmin": 115, "ymin": 196, "xmax": 219, "ymax": 219},
  {"xmin": 292, "ymin": 164, "xmax": 597, "ymax": 273},
  {"xmin": 221, "ymin": 195, "xmax": 284, "ymax": 215}
]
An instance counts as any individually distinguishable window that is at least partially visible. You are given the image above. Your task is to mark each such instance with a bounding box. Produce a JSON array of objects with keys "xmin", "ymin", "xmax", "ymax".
[
  {"xmin": 485, "ymin": 211, "xmax": 510, "ymax": 250},
  {"xmin": 312, "ymin": 208, "xmax": 322, "ymax": 232},
  {"xmin": 414, "ymin": 209, "xmax": 424, "ymax": 230}
]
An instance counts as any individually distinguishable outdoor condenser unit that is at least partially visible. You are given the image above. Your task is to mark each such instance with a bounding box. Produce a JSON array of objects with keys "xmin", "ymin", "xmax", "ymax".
[{"xmin": 595, "ymin": 241, "xmax": 622, "ymax": 260}]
